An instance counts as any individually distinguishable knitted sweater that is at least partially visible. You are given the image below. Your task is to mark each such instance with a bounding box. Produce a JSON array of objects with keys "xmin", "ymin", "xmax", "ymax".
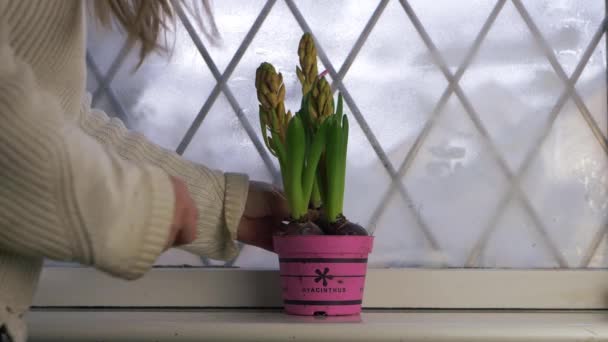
[{"xmin": 0, "ymin": 1, "xmax": 249, "ymax": 340}]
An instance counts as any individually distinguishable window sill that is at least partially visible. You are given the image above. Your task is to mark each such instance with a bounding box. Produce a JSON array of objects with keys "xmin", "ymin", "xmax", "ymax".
[
  {"xmin": 34, "ymin": 268, "xmax": 608, "ymax": 309},
  {"xmin": 27, "ymin": 309, "xmax": 608, "ymax": 341}
]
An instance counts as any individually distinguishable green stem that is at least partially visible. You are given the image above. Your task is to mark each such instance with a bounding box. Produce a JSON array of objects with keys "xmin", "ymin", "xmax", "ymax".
[
  {"xmin": 316, "ymin": 155, "xmax": 328, "ymax": 208},
  {"xmin": 270, "ymin": 130, "xmax": 286, "ymax": 167},
  {"xmin": 301, "ymin": 122, "xmax": 327, "ymax": 211},
  {"xmin": 298, "ymin": 93, "xmax": 314, "ymax": 132},
  {"xmin": 325, "ymin": 116, "xmax": 342, "ymax": 222},
  {"xmin": 336, "ymin": 114, "xmax": 348, "ymax": 218},
  {"xmin": 285, "ymin": 116, "xmax": 307, "ymax": 220},
  {"xmin": 269, "ymin": 127, "xmax": 288, "ymax": 192}
]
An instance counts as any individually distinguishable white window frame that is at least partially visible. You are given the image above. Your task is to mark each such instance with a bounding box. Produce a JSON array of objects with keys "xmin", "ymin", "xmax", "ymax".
[
  {"xmin": 30, "ymin": 0, "xmax": 608, "ymax": 336},
  {"xmin": 68, "ymin": 0, "xmax": 608, "ymax": 314}
]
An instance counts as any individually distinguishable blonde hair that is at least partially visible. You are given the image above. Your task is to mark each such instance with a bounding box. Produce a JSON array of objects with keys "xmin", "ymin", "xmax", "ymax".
[{"xmin": 93, "ymin": 0, "xmax": 220, "ymax": 66}]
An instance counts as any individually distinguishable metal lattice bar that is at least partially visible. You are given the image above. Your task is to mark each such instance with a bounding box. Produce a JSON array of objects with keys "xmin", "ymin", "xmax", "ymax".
[
  {"xmin": 581, "ymin": 222, "xmax": 608, "ymax": 268},
  {"xmin": 397, "ymin": 0, "xmax": 568, "ymax": 267},
  {"xmin": 466, "ymin": 4, "xmax": 608, "ymax": 267},
  {"xmin": 576, "ymin": 28, "xmax": 608, "ymax": 267},
  {"xmin": 468, "ymin": 18, "xmax": 607, "ymax": 267},
  {"xmin": 86, "ymin": 52, "xmax": 130, "ymax": 124},
  {"xmin": 593, "ymin": 0, "xmax": 608, "ymax": 268},
  {"xmin": 592, "ymin": 0, "xmax": 608, "ymax": 268},
  {"xmin": 330, "ymin": 0, "xmax": 390, "ymax": 91},
  {"xmin": 284, "ymin": 0, "xmax": 446, "ymax": 264},
  {"xmin": 512, "ymin": 0, "xmax": 608, "ymax": 155},
  {"xmin": 86, "ymin": 0, "xmax": 608, "ymax": 269},
  {"xmin": 91, "ymin": 41, "xmax": 131, "ymax": 106},
  {"xmin": 175, "ymin": 0, "xmax": 279, "ymax": 184},
  {"xmin": 511, "ymin": 1, "xmax": 608, "ymax": 266},
  {"xmin": 367, "ymin": 0, "xmax": 506, "ymax": 244}
]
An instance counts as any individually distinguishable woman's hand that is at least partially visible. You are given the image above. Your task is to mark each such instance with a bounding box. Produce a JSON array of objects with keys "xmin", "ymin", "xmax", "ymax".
[
  {"xmin": 166, "ymin": 176, "xmax": 198, "ymax": 249},
  {"xmin": 237, "ymin": 181, "xmax": 290, "ymax": 252}
]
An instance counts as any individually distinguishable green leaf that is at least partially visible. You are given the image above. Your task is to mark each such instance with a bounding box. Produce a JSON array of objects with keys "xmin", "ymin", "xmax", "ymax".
[
  {"xmin": 324, "ymin": 116, "xmax": 342, "ymax": 222},
  {"xmin": 337, "ymin": 114, "xmax": 349, "ymax": 217},
  {"xmin": 259, "ymin": 107, "xmax": 271, "ymax": 151},
  {"xmin": 285, "ymin": 116, "xmax": 307, "ymax": 220},
  {"xmin": 302, "ymin": 121, "xmax": 327, "ymax": 209},
  {"xmin": 336, "ymin": 93, "xmax": 344, "ymax": 117},
  {"xmin": 298, "ymin": 93, "xmax": 314, "ymax": 132},
  {"xmin": 270, "ymin": 130, "xmax": 286, "ymax": 168}
]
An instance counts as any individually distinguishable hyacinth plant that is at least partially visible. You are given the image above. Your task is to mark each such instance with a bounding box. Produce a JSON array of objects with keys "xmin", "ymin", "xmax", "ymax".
[{"xmin": 256, "ymin": 33, "xmax": 366, "ymax": 236}]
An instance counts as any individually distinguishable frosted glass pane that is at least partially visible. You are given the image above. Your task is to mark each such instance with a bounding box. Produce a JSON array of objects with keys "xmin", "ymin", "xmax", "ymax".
[
  {"xmin": 480, "ymin": 199, "xmax": 561, "ymax": 268},
  {"xmin": 78, "ymin": 1, "xmax": 606, "ymax": 269},
  {"xmin": 524, "ymin": 0, "xmax": 604, "ymax": 77},
  {"xmin": 344, "ymin": 0, "xmax": 448, "ymax": 167},
  {"xmin": 459, "ymin": 0, "xmax": 566, "ymax": 172},
  {"xmin": 202, "ymin": 0, "xmax": 267, "ymax": 73},
  {"xmin": 182, "ymin": 94, "xmax": 275, "ymax": 183},
  {"xmin": 402, "ymin": 96, "xmax": 509, "ymax": 267},
  {"xmin": 294, "ymin": 0, "xmax": 381, "ymax": 67},
  {"xmin": 409, "ymin": 0, "xmax": 498, "ymax": 70},
  {"xmin": 577, "ymin": 35, "xmax": 607, "ymax": 139},
  {"xmin": 522, "ymin": 99, "xmax": 608, "ymax": 267}
]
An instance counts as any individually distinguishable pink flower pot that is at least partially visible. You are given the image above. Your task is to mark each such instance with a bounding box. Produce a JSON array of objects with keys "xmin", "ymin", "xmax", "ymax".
[{"xmin": 273, "ymin": 235, "xmax": 374, "ymax": 316}]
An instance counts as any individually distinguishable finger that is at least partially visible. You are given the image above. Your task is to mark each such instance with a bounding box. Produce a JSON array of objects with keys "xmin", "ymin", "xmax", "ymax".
[
  {"xmin": 175, "ymin": 226, "xmax": 197, "ymax": 246},
  {"xmin": 185, "ymin": 192, "xmax": 198, "ymax": 231},
  {"xmin": 176, "ymin": 206, "xmax": 198, "ymax": 246},
  {"xmin": 186, "ymin": 203, "xmax": 199, "ymax": 242},
  {"xmin": 167, "ymin": 177, "xmax": 186, "ymax": 249}
]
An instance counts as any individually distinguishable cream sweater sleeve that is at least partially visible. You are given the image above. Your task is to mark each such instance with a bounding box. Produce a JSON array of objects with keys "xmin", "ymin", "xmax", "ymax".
[
  {"xmin": 0, "ymin": 29, "xmax": 176, "ymax": 280},
  {"xmin": 0, "ymin": 30, "xmax": 248, "ymax": 282},
  {"xmin": 79, "ymin": 99, "xmax": 248, "ymax": 262}
]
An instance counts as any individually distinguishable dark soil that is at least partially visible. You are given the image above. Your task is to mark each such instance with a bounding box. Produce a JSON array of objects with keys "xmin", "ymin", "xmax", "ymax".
[
  {"xmin": 276, "ymin": 213, "xmax": 368, "ymax": 236},
  {"xmin": 278, "ymin": 220, "xmax": 324, "ymax": 236},
  {"xmin": 322, "ymin": 215, "xmax": 368, "ymax": 236}
]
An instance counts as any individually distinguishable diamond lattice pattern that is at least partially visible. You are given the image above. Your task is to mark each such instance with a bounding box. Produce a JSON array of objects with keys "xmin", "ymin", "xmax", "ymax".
[{"xmin": 86, "ymin": 0, "xmax": 608, "ymax": 269}]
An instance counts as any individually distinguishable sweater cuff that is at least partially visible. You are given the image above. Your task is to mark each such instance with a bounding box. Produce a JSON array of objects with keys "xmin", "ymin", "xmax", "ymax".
[
  {"xmin": 224, "ymin": 173, "xmax": 249, "ymax": 241},
  {"xmin": 120, "ymin": 168, "xmax": 174, "ymax": 279},
  {"xmin": 180, "ymin": 172, "xmax": 249, "ymax": 261}
]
